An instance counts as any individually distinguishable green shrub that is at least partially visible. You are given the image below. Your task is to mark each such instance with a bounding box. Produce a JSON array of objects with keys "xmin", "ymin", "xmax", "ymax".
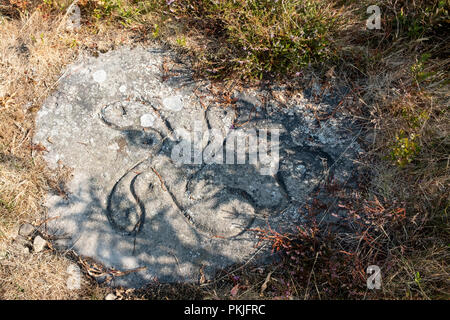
[
  {"xmin": 215, "ymin": 0, "xmax": 338, "ymax": 78},
  {"xmin": 161, "ymin": 0, "xmax": 340, "ymax": 78},
  {"xmin": 391, "ymin": 0, "xmax": 449, "ymax": 39},
  {"xmin": 390, "ymin": 130, "xmax": 421, "ymax": 167}
]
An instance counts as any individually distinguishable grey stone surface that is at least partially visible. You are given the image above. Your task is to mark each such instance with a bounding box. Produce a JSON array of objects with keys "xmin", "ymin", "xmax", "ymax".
[{"xmin": 34, "ymin": 46, "xmax": 363, "ymax": 287}]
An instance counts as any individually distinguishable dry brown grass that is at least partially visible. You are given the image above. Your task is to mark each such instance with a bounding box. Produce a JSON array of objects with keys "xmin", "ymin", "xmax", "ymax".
[
  {"xmin": 0, "ymin": 5, "xmax": 142, "ymax": 300},
  {"xmin": 344, "ymin": 19, "xmax": 450, "ymax": 299},
  {"xmin": 0, "ymin": 245, "xmax": 108, "ymax": 299}
]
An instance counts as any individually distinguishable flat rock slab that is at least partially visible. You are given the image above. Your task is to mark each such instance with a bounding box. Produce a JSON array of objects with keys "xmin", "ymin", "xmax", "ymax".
[{"xmin": 34, "ymin": 46, "xmax": 363, "ymax": 287}]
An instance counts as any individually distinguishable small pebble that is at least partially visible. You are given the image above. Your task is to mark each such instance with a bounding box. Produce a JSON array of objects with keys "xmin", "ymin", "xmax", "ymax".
[
  {"xmin": 105, "ymin": 293, "xmax": 117, "ymax": 300},
  {"xmin": 18, "ymin": 223, "xmax": 35, "ymax": 237},
  {"xmin": 33, "ymin": 235, "xmax": 47, "ymax": 253}
]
